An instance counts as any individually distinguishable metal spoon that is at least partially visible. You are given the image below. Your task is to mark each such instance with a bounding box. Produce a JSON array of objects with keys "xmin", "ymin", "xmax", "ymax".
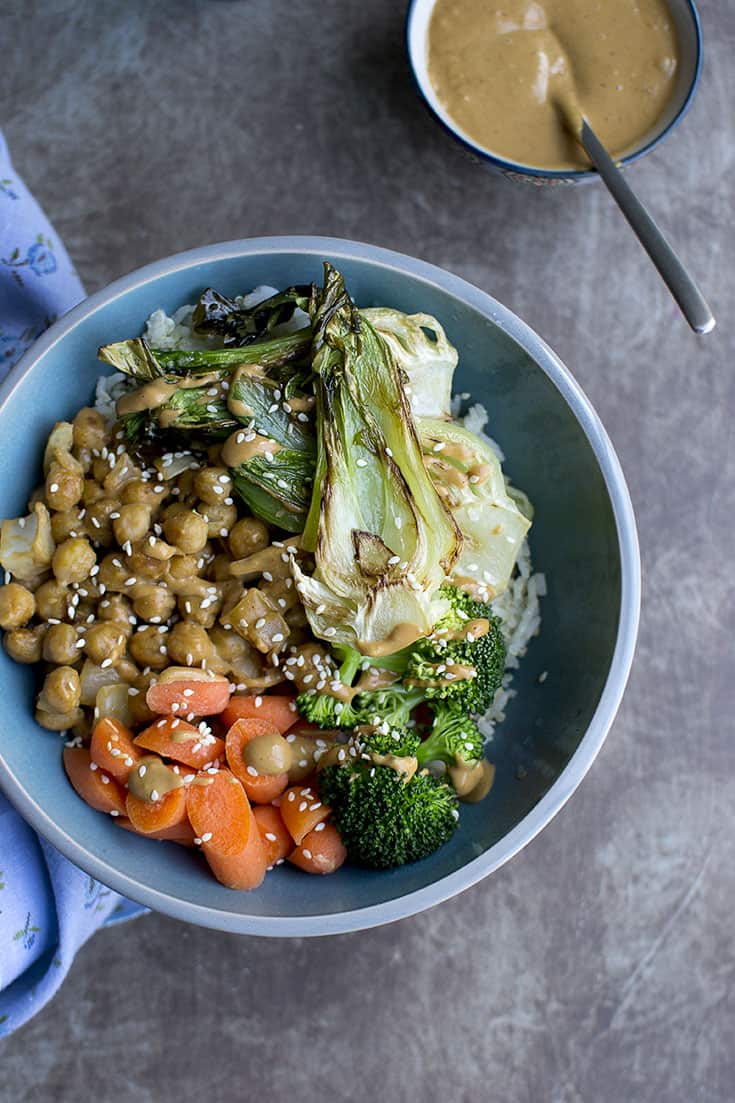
[{"xmin": 579, "ymin": 118, "xmax": 715, "ymax": 335}]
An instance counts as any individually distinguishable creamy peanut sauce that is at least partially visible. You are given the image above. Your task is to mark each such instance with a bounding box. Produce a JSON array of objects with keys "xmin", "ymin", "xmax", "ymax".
[
  {"xmin": 221, "ymin": 429, "xmax": 283, "ymax": 468},
  {"xmin": 370, "ymin": 752, "xmax": 419, "ymax": 782},
  {"xmin": 127, "ymin": 755, "xmax": 183, "ymax": 803},
  {"xmin": 448, "ymin": 757, "xmax": 495, "ymax": 801},
  {"xmin": 242, "ymin": 731, "xmax": 292, "ymax": 775},
  {"xmin": 226, "ymin": 363, "xmax": 267, "ymax": 420},
  {"xmin": 428, "ymin": 0, "xmax": 678, "ymax": 170},
  {"xmin": 358, "ymin": 622, "xmax": 424, "ymax": 658},
  {"xmin": 116, "ymin": 373, "xmax": 224, "ymax": 418}
]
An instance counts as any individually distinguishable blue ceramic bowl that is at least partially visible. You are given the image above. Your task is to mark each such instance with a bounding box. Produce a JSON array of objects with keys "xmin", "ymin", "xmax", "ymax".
[
  {"xmin": 0, "ymin": 238, "xmax": 640, "ymax": 934},
  {"xmin": 406, "ymin": 0, "xmax": 702, "ymax": 185}
]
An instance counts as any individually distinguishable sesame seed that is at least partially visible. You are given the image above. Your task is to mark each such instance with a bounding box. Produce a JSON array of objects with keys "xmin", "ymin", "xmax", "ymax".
[
  {"xmin": 356, "ymin": 458, "xmax": 367, "ymax": 468},
  {"xmin": 287, "ymin": 791, "xmax": 296, "ymax": 802},
  {"xmin": 201, "ymin": 831, "xmax": 213, "ymax": 842},
  {"xmin": 301, "ymin": 849, "xmax": 312, "ymax": 860},
  {"xmin": 49, "ymin": 482, "xmax": 59, "ymax": 493}
]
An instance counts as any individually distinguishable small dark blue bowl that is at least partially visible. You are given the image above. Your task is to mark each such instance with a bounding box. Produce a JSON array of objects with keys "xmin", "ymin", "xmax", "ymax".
[{"xmin": 406, "ymin": 0, "xmax": 703, "ymax": 185}]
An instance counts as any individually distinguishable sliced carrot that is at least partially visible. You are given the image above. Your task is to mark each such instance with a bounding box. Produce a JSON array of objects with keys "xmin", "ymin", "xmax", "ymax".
[
  {"xmin": 222, "ymin": 694, "xmax": 298, "ymax": 734},
  {"xmin": 126, "ymin": 785, "xmax": 189, "ymax": 834},
  {"xmin": 186, "ymin": 769, "xmax": 267, "ymax": 890},
  {"xmin": 134, "ymin": 716, "xmax": 225, "ymax": 769},
  {"xmin": 225, "ymin": 717, "xmax": 289, "ymax": 804},
  {"xmin": 116, "ymin": 816, "xmax": 196, "ymax": 846},
  {"xmin": 252, "ymin": 805, "xmax": 293, "ymax": 865},
  {"xmin": 63, "ymin": 746, "xmax": 127, "ymax": 816},
  {"xmin": 90, "ymin": 717, "xmax": 143, "ymax": 785},
  {"xmin": 280, "ymin": 783, "xmax": 331, "ymax": 845},
  {"xmin": 146, "ymin": 674, "xmax": 232, "ymax": 717},
  {"xmin": 288, "ymin": 823, "xmax": 346, "ymax": 875}
]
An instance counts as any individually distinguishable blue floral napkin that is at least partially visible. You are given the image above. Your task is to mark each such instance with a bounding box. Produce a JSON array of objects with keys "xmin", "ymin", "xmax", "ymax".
[{"xmin": 0, "ymin": 132, "xmax": 146, "ymax": 1038}]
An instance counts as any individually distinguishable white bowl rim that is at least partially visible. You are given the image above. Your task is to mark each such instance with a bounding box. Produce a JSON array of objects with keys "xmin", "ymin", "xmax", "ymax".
[{"xmin": 0, "ymin": 236, "xmax": 641, "ymax": 936}]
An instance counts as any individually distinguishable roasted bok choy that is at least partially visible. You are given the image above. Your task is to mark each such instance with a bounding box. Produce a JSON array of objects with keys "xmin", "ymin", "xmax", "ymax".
[{"xmin": 85, "ymin": 262, "xmax": 539, "ymax": 870}]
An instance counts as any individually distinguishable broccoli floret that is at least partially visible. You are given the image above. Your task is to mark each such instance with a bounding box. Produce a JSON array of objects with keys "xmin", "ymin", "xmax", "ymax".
[
  {"xmin": 351, "ymin": 684, "xmax": 426, "ymax": 731},
  {"xmin": 404, "ymin": 585, "xmax": 506, "ymax": 713},
  {"xmin": 295, "ymin": 645, "xmax": 365, "ymax": 729},
  {"xmin": 357, "ymin": 724, "xmax": 421, "ymax": 758},
  {"xmin": 296, "ymin": 690, "xmax": 362, "ymax": 730},
  {"xmin": 416, "ymin": 706, "xmax": 484, "ymax": 768},
  {"xmin": 318, "ymin": 758, "xmax": 458, "ymax": 868}
]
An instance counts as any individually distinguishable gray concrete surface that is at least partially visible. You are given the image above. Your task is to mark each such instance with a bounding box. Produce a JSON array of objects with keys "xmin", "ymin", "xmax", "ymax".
[{"xmin": 1, "ymin": 1, "xmax": 734, "ymax": 1100}]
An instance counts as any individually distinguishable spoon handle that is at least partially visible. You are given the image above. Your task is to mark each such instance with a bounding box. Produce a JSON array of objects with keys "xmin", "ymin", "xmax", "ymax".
[{"xmin": 580, "ymin": 120, "xmax": 715, "ymax": 335}]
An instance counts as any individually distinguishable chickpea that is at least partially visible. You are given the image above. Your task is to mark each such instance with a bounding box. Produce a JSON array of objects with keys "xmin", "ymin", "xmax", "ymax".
[
  {"xmin": 103, "ymin": 452, "xmax": 141, "ymax": 496},
  {"xmin": 177, "ymin": 588, "xmax": 222, "ymax": 629},
  {"xmin": 4, "ymin": 625, "xmax": 47, "ymax": 663},
  {"xmin": 43, "ymin": 623, "xmax": 81, "ymax": 664},
  {"xmin": 35, "ymin": 706, "xmax": 84, "ymax": 731},
  {"xmin": 51, "ymin": 507, "xmax": 85, "ymax": 544},
  {"xmin": 166, "ymin": 621, "xmax": 213, "ymax": 667},
  {"xmin": 98, "ymin": 552, "xmax": 134, "ymax": 592},
  {"xmin": 194, "ymin": 466, "xmax": 232, "ymax": 506},
  {"xmin": 200, "ymin": 501, "xmax": 237, "ymax": 540},
  {"xmin": 35, "ymin": 579, "xmax": 69, "ymax": 621},
  {"xmin": 73, "ymin": 447, "xmax": 94, "ymax": 474},
  {"xmin": 121, "ymin": 479, "xmax": 166, "ymax": 514},
  {"xmin": 129, "ymin": 626, "xmax": 170, "ymax": 671},
  {"xmin": 209, "ymin": 553, "xmax": 235, "ymax": 581},
  {"xmin": 289, "ymin": 642, "xmax": 334, "ymax": 693},
  {"xmin": 128, "ymin": 672, "xmax": 157, "ymax": 726},
  {"xmin": 168, "ymin": 554, "xmax": 199, "ymax": 580},
  {"xmin": 209, "ymin": 625, "xmax": 253, "ymax": 666},
  {"xmin": 97, "ymin": 593, "xmax": 135, "ymax": 634},
  {"xmin": 84, "ymin": 497, "xmax": 122, "ymax": 547},
  {"xmin": 132, "ymin": 583, "xmax": 176, "ymax": 623},
  {"xmin": 38, "ymin": 666, "xmax": 82, "ymax": 713},
  {"xmin": 163, "ymin": 508, "xmax": 209, "ymax": 554},
  {"xmin": 228, "ymin": 517, "xmax": 270, "ymax": 559},
  {"xmin": 115, "ymin": 656, "xmax": 140, "ymax": 684},
  {"xmin": 82, "ymin": 478, "xmax": 105, "ymax": 506},
  {"xmin": 113, "ymin": 503, "xmax": 152, "ymax": 546},
  {"xmin": 173, "ymin": 469, "xmax": 198, "ymax": 501},
  {"xmin": 27, "ymin": 485, "xmax": 46, "ymax": 511},
  {"xmin": 160, "ymin": 501, "xmax": 187, "ymax": 524},
  {"xmin": 46, "ymin": 456, "xmax": 84, "ymax": 512},
  {"xmin": 126, "ymin": 548, "xmax": 168, "ymax": 582},
  {"xmin": 0, "ymin": 582, "xmax": 36, "ymax": 630},
  {"xmin": 84, "ymin": 622, "xmax": 127, "ymax": 666},
  {"xmin": 73, "ymin": 407, "xmax": 107, "ymax": 451},
  {"xmin": 52, "ymin": 537, "xmax": 97, "ymax": 585}
]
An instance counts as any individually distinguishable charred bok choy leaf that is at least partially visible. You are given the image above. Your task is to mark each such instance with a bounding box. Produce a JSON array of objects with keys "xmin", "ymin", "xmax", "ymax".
[
  {"xmin": 223, "ymin": 363, "xmax": 315, "ymax": 532},
  {"xmin": 98, "ymin": 330, "xmax": 311, "ymax": 382},
  {"xmin": 418, "ymin": 417, "xmax": 531, "ymax": 599},
  {"xmin": 98, "ymin": 330, "xmax": 313, "ymax": 447},
  {"xmin": 191, "ymin": 285, "xmax": 315, "ymax": 346},
  {"xmin": 292, "ymin": 263, "xmax": 461, "ymax": 652}
]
